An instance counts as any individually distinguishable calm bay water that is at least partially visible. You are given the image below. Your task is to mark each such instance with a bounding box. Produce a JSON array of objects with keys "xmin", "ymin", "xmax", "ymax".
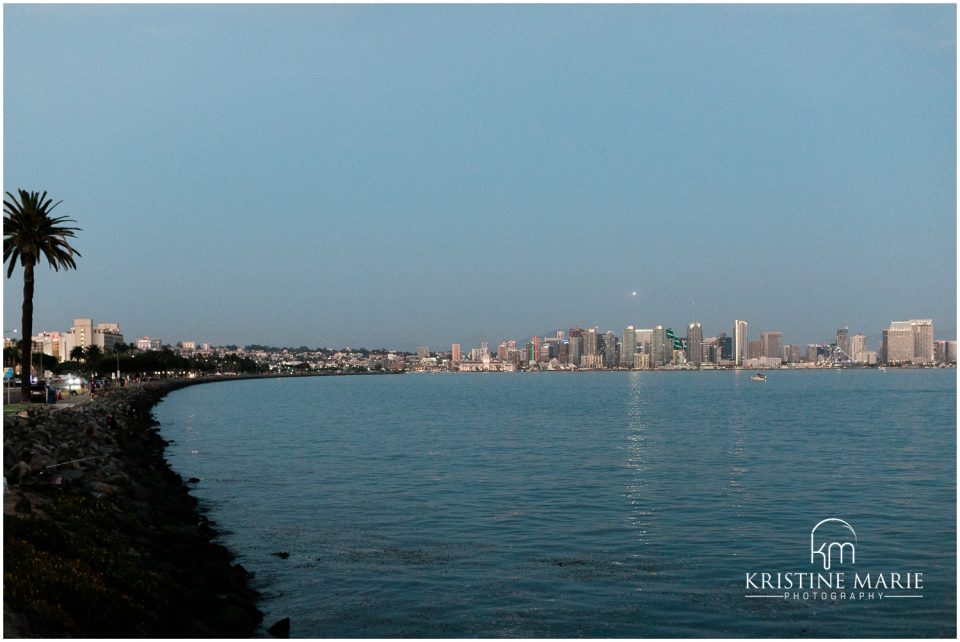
[{"xmin": 155, "ymin": 370, "xmax": 956, "ymax": 637}]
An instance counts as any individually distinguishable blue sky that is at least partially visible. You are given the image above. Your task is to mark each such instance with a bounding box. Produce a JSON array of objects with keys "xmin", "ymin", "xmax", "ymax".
[{"xmin": 3, "ymin": 4, "xmax": 956, "ymax": 351}]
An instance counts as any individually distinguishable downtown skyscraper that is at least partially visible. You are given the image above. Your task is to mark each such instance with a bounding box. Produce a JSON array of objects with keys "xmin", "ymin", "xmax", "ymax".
[
  {"xmin": 686, "ymin": 322, "xmax": 703, "ymax": 367},
  {"xmin": 734, "ymin": 320, "xmax": 748, "ymax": 366}
]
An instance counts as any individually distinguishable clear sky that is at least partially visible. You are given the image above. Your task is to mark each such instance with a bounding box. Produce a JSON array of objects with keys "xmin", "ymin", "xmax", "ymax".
[{"xmin": 3, "ymin": 4, "xmax": 956, "ymax": 351}]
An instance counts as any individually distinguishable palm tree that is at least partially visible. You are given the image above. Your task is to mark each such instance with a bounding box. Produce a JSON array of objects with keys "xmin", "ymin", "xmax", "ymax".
[
  {"xmin": 84, "ymin": 345, "xmax": 103, "ymax": 376},
  {"xmin": 4, "ymin": 190, "xmax": 81, "ymax": 397},
  {"xmin": 70, "ymin": 345, "xmax": 86, "ymax": 362}
]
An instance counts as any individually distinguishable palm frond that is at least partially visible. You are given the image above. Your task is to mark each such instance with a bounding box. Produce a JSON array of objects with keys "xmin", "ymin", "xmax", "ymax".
[{"xmin": 3, "ymin": 189, "xmax": 82, "ymax": 276}]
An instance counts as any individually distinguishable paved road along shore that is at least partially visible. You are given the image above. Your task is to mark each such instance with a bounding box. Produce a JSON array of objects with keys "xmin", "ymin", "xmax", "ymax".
[{"xmin": 3, "ymin": 379, "xmax": 267, "ymax": 637}]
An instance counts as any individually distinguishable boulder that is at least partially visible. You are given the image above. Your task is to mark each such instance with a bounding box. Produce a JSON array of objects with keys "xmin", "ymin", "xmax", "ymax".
[{"xmin": 268, "ymin": 617, "xmax": 291, "ymax": 638}]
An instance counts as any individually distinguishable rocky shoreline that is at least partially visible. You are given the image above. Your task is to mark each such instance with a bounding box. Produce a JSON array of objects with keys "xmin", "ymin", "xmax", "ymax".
[{"xmin": 3, "ymin": 379, "xmax": 268, "ymax": 637}]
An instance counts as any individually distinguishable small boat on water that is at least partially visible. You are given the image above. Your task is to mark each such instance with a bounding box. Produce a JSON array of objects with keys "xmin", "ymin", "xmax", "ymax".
[{"xmin": 750, "ymin": 373, "xmax": 767, "ymax": 381}]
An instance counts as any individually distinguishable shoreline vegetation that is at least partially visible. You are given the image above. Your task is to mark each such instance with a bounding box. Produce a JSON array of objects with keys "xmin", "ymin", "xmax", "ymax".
[{"xmin": 2, "ymin": 372, "xmax": 394, "ymax": 638}]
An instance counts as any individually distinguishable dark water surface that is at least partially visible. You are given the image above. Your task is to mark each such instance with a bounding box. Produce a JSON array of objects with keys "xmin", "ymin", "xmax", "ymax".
[{"xmin": 155, "ymin": 370, "xmax": 956, "ymax": 637}]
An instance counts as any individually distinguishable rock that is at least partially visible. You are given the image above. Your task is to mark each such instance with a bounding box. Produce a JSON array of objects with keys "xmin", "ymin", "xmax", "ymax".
[
  {"xmin": 12, "ymin": 461, "xmax": 30, "ymax": 481},
  {"xmin": 206, "ymin": 605, "xmax": 253, "ymax": 638},
  {"xmin": 2, "ymin": 379, "xmax": 264, "ymax": 638},
  {"xmin": 268, "ymin": 617, "xmax": 291, "ymax": 638},
  {"xmin": 187, "ymin": 477, "xmax": 201, "ymax": 484},
  {"xmin": 271, "ymin": 551, "xmax": 290, "ymax": 559},
  {"xmin": 14, "ymin": 495, "xmax": 32, "ymax": 513},
  {"xmin": 60, "ymin": 468, "xmax": 84, "ymax": 481},
  {"xmin": 88, "ymin": 481, "xmax": 119, "ymax": 495}
]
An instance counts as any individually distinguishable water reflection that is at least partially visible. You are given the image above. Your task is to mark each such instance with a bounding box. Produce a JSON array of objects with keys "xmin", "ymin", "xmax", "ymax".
[{"xmin": 623, "ymin": 372, "xmax": 650, "ymax": 542}]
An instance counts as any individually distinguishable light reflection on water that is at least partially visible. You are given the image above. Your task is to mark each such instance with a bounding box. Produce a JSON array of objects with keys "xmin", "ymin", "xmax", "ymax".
[{"xmin": 156, "ymin": 370, "xmax": 955, "ymax": 637}]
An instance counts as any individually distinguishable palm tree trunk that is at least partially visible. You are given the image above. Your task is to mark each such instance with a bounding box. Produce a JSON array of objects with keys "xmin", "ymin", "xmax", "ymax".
[{"xmin": 20, "ymin": 261, "xmax": 34, "ymax": 399}]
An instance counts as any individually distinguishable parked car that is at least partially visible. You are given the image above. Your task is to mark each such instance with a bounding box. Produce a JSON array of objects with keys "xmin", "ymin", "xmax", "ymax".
[
  {"xmin": 28, "ymin": 382, "xmax": 58, "ymax": 404},
  {"xmin": 51, "ymin": 375, "xmax": 86, "ymax": 396}
]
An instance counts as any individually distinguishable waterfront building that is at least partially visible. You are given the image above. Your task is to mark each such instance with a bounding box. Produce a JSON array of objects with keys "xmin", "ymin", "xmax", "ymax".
[
  {"xmin": 568, "ymin": 327, "xmax": 584, "ymax": 366},
  {"xmin": 883, "ymin": 322, "xmax": 914, "ymax": 364},
  {"xmin": 836, "ymin": 327, "xmax": 850, "ymax": 361},
  {"xmin": 911, "ymin": 319, "xmax": 934, "ymax": 364},
  {"xmin": 530, "ymin": 336, "xmax": 540, "ymax": 363},
  {"xmin": 850, "ymin": 333, "xmax": 867, "ymax": 363},
  {"xmin": 931, "ymin": 340, "xmax": 955, "ymax": 364},
  {"xmin": 717, "ymin": 333, "xmax": 732, "ymax": 362},
  {"xmin": 686, "ymin": 322, "xmax": 703, "ymax": 367},
  {"xmin": 734, "ymin": 320, "xmax": 748, "ymax": 366},
  {"xmin": 783, "ymin": 344, "xmax": 801, "ymax": 364},
  {"xmin": 497, "ymin": 341, "xmax": 507, "ymax": 361},
  {"xmin": 748, "ymin": 340, "xmax": 762, "ymax": 360},
  {"xmin": 584, "ymin": 328, "xmax": 598, "ymax": 360},
  {"xmin": 569, "ymin": 335, "xmax": 582, "ymax": 366},
  {"xmin": 635, "ymin": 328, "xmax": 653, "ymax": 356},
  {"xmin": 760, "ymin": 331, "xmax": 783, "ymax": 362},
  {"xmin": 621, "ymin": 325, "xmax": 636, "ymax": 366},
  {"xmin": 651, "ymin": 326, "xmax": 669, "ymax": 367},
  {"xmin": 603, "ymin": 330, "xmax": 618, "ymax": 367},
  {"xmin": 451, "ymin": 343, "xmax": 462, "ymax": 364}
]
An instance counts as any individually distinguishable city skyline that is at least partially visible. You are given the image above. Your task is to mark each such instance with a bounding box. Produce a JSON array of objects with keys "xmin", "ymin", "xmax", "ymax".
[
  {"xmin": 14, "ymin": 311, "xmax": 949, "ymax": 361},
  {"xmin": 4, "ymin": 5, "xmax": 956, "ymax": 348}
]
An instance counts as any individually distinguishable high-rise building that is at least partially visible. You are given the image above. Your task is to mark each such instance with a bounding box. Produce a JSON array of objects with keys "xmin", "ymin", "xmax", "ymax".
[
  {"xmin": 836, "ymin": 327, "xmax": 850, "ymax": 361},
  {"xmin": 850, "ymin": 333, "xmax": 866, "ymax": 363},
  {"xmin": 568, "ymin": 327, "xmax": 584, "ymax": 366},
  {"xmin": 497, "ymin": 341, "xmax": 508, "ymax": 361},
  {"xmin": 760, "ymin": 331, "xmax": 783, "ymax": 362},
  {"xmin": 584, "ymin": 328, "xmax": 598, "ymax": 360},
  {"xmin": 883, "ymin": 322, "xmax": 914, "ymax": 364},
  {"xmin": 32, "ymin": 331, "xmax": 62, "ymax": 360},
  {"xmin": 911, "ymin": 319, "xmax": 934, "ymax": 364},
  {"xmin": 603, "ymin": 330, "xmax": 618, "ymax": 367},
  {"xmin": 717, "ymin": 333, "xmax": 733, "ymax": 361},
  {"xmin": 748, "ymin": 340, "xmax": 763, "ymax": 360},
  {"xmin": 934, "ymin": 340, "xmax": 947, "ymax": 364},
  {"xmin": 734, "ymin": 320, "xmax": 748, "ymax": 366},
  {"xmin": 686, "ymin": 322, "xmax": 703, "ymax": 367},
  {"xmin": 451, "ymin": 343, "xmax": 461, "ymax": 363},
  {"xmin": 60, "ymin": 318, "xmax": 124, "ymax": 360},
  {"xmin": 635, "ymin": 329, "xmax": 653, "ymax": 356},
  {"xmin": 620, "ymin": 325, "xmax": 636, "ymax": 366},
  {"xmin": 783, "ymin": 344, "xmax": 801, "ymax": 364},
  {"xmin": 531, "ymin": 336, "xmax": 541, "ymax": 363},
  {"xmin": 947, "ymin": 341, "xmax": 958, "ymax": 364},
  {"xmin": 651, "ymin": 326, "xmax": 669, "ymax": 367}
]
